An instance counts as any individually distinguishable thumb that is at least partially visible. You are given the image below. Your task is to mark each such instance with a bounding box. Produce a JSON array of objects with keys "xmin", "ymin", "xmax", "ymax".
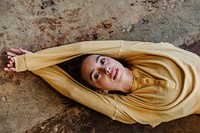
[{"xmin": 19, "ymin": 48, "xmax": 31, "ymax": 54}]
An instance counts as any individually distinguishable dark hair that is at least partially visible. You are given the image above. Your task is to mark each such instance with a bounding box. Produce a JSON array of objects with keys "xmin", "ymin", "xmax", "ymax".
[
  {"xmin": 57, "ymin": 54, "xmax": 98, "ymax": 91},
  {"xmin": 57, "ymin": 54, "xmax": 131, "ymax": 94}
]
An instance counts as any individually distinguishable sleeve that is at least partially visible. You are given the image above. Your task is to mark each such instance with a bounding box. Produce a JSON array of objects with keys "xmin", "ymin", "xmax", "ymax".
[
  {"xmin": 14, "ymin": 40, "xmax": 176, "ymax": 72},
  {"xmin": 118, "ymin": 41, "xmax": 177, "ymax": 59},
  {"xmin": 15, "ymin": 40, "xmax": 123, "ymax": 72},
  {"xmin": 31, "ymin": 64, "xmax": 136, "ymax": 123},
  {"xmin": 14, "ymin": 40, "xmax": 137, "ymax": 123}
]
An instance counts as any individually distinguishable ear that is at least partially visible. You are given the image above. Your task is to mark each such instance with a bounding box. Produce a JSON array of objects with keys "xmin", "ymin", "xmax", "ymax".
[{"xmin": 96, "ymin": 90, "xmax": 108, "ymax": 95}]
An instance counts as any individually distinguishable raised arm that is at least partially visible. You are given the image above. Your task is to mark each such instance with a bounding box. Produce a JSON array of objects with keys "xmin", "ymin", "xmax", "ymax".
[
  {"xmin": 7, "ymin": 40, "xmax": 184, "ymax": 126},
  {"xmin": 14, "ymin": 40, "xmax": 177, "ymax": 72},
  {"xmin": 14, "ymin": 40, "xmax": 123, "ymax": 72},
  {"xmin": 31, "ymin": 64, "xmax": 136, "ymax": 124},
  {"xmin": 5, "ymin": 40, "xmax": 137, "ymax": 124}
]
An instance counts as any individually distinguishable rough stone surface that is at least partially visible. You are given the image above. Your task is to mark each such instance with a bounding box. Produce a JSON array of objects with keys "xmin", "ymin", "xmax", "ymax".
[{"xmin": 1, "ymin": 0, "xmax": 200, "ymax": 133}]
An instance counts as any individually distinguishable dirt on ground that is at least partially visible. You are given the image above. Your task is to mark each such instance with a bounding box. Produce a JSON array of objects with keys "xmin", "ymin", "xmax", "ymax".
[{"xmin": 1, "ymin": 0, "xmax": 200, "ymax": 133}]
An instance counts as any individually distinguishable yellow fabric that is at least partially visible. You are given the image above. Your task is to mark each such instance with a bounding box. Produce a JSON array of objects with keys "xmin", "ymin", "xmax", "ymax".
[{"xmin": 14, "ymin": 40, "xmax": 200, "ymax": 127}]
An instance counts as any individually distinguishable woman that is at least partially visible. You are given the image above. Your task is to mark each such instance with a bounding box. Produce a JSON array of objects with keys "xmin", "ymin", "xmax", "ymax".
[{"xmin": 4, "ymin": 40, "xmax": 200, "ymax": 127}]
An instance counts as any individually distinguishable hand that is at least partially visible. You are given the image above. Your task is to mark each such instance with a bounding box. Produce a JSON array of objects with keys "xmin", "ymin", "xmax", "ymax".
[
  {"xmin": 96, "ymin": 89, "xmax": 108, "ymax": 95},
  {"xmin": 4, "ymin": 48, "xmax": 31, "ymax": 72}
]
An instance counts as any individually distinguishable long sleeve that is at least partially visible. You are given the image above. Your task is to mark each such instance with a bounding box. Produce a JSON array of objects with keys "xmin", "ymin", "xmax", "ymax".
[
  {"xmin": 31, "ymin": 65, "xmax": 136, "ymax": 124},
  {"xmin": 14, "ymin": 40, "xmax": 176, "ymax": 72},
  {"xmin": 15, "ymin": 40, "xmax": 123, "ymax": 72},
  {"xmin": 14, "ymin": 40, "xmax": 200, "ymax": 127},
  {"xmin": 14, "ymin": 40, "xmax": 137, "ymax": 124}
]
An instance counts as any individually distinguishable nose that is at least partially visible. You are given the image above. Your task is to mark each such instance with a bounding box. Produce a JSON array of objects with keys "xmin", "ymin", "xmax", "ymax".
[{"xmin": 105, "ymin": 67, "xmax": 111, "ymax": 75}]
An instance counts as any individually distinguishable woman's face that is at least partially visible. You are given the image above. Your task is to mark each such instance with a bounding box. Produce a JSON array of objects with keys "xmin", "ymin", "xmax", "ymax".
[{"xmin": 81, "ymin": 55, "xmax": 129, "ymax": 93}]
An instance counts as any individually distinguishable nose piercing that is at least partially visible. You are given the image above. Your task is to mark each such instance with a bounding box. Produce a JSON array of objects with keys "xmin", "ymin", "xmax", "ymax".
[{"xmin": 106, "ymin": 67, "xmax": 110, "ymax": 74}]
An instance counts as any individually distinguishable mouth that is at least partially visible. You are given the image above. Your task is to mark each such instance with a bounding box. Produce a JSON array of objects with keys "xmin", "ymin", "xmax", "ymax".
[{"xmin": 113, "ymin": 68, "xmax": 118, "ymax": 80}]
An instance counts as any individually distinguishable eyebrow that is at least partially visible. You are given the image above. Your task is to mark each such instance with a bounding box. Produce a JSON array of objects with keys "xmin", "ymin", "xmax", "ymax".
[{"xmin": 89, "ymin": 55, "xmax": 101, "ymax": 81}]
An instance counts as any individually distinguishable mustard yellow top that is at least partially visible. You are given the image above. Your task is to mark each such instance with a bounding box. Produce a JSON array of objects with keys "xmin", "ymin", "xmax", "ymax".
[{"xmin": 14, "ymin": 40, "xmax": 200, "ymax": 127}]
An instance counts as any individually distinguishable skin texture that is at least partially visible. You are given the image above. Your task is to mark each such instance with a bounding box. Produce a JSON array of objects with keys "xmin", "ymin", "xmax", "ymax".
[
  {"xmin": 4, "ymin": 48, "xmax": 30, "ymax": 72},
  {"xmin": 81, "ymin": 55, "xmax": 133, "ymax": 94}
]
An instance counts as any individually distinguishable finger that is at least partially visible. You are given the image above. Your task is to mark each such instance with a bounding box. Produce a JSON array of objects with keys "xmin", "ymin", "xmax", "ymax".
[
  {"xmin": 7, "ymin": 62, "xmax": 14, "ymax": 67},
  {"xmin": 96, "ymin": 90, "xmax": 102, "ymax": 94},
  {"xmin": 9, "ymin": 59, "xmax": 14, "ymax": 64},
  {"xmin": 7, "ymin": 52, "xmax": 17, "ymax": 57},
  {"xmin": 19, "ymin": 48, "xmax": 31, "ymax": 54},
  {"xmin": 9, "ymin": 48, "xmax": 23, "ymax": 54},
  {"xmin": 4, "ymin": 67, "xmax": 12, "ymax": 71},
  {"xmin": 4, "ymin": 67, "xmax": 16, "ymax": 72},
  {"xmin": 7, "ymin": 55, "xmax": 12, "ymax": 59},
  {"xmin": 19, "ymin": 48, "xmax": 27, "ymax": 54},
  {"xmin": 7, "ymin": 63, "xmax": 14, "ymax": 67},
  {"xmin": 9, "ymin": 48, "xmax": 32, "ymax": 55},
  {"xmin": 4, "ymin": 67, "xmax": 9, "ymax": 71},
  {"xmin": 10, "ymin": 57, "xmax": 15, "ymax": 62},
  {"xmin": 10, "ymin": 67, "xmax": 16, "ymax": 71}
]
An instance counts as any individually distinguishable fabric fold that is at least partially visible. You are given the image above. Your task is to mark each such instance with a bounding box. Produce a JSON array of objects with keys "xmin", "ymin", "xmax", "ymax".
[{"xmin": 14, "ymin": 40, "xmax": 200, "ymax": 127}]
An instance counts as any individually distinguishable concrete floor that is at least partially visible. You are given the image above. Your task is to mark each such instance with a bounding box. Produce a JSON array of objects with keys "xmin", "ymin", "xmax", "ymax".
[{"xmin": 1, "ymin": 0, "xmax": 200, "ymax": 133}]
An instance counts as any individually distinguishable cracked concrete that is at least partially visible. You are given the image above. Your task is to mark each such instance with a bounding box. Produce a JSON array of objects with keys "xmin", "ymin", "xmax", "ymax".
[{"xmin": 1, "ymin": 0, "xmax": 200, "ymax": 133}]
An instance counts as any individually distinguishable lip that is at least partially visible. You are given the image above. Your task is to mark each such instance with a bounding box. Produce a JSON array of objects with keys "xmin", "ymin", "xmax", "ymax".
[{"xmin": 113, "ymin": 68, "xmax": 118, "ymax": 80}]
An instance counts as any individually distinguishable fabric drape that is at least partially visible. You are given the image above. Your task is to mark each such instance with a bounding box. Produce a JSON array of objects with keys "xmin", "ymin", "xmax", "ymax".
[{"xmin": 14, "ymin": 40, "xmax": 200, "ymax": 127}]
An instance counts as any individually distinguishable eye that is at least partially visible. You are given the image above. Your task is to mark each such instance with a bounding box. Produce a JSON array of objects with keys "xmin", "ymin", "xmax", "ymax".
[
  {"xmin": 94, "ymin": 72, "xmax": 100, "ymax": 80},
  {"xmin": 100, "ymin": 58, "xmax": 106, "ymax": 65}
]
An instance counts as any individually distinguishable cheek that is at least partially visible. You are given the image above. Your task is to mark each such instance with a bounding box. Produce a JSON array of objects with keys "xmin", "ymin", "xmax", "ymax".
[
  {"xmin": 110, "ymin": 59, "xmax": 122, "ymax": 67},
  {"xmin": 98, "ymin": 76, "xmax": 111, "ymax": 86}
]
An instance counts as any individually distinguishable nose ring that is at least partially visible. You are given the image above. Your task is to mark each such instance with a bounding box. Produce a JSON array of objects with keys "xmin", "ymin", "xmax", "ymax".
[{"xmin": 106, "ymin": 67, "xmax": 110, "ymax": 74}]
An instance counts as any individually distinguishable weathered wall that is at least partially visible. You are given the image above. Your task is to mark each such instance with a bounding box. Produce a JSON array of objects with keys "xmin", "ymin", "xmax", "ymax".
[{"xmin": 1, "ymin": 0, "xmax": 200, "ymax": 133}]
